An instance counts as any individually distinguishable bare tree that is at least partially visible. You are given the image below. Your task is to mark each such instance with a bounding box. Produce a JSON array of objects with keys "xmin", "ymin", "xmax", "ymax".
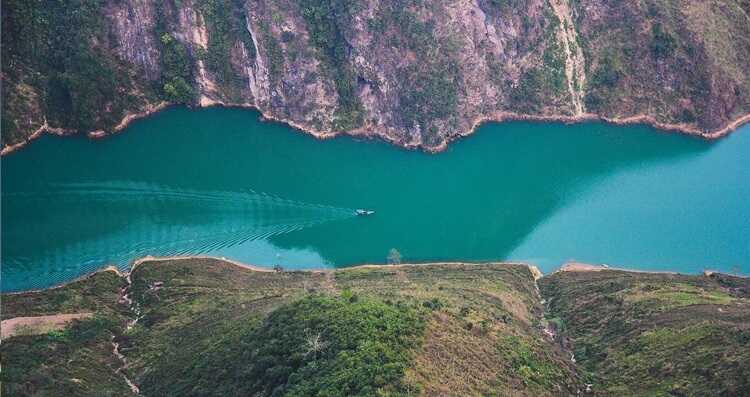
[
  {"xmin": 387, "ymin": 248, "xmax": 402, "ymax": 265},
  {"xmin": 304, "ymin": 330, "xmax": 328, "ymax": 360}
]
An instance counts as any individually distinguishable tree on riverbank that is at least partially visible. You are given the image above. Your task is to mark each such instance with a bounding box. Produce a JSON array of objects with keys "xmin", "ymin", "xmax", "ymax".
[{"xmin": 387, "ymin": 249, "xmax": 402, "ymax": 265}]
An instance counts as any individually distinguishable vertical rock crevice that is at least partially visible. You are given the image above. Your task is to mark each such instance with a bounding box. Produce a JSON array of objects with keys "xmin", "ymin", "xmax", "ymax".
[{"xmin": 549, "ymin": 0, "xmax": 586, "ymax": 115}]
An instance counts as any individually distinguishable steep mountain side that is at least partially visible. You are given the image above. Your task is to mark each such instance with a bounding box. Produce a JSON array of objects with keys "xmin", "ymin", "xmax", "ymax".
[
  {"xmin": 540, "ymin": 269, "xmax": 750, "ymax": 396},
  {"xmin": 2, "ymin": 0, "xmax": 749, "ymax": 153}
]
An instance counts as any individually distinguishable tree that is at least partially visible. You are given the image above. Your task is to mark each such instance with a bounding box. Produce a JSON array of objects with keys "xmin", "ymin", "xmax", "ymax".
[
  {"xmin": 387, "ymin": 248, "xmax": 402, "ymax": 265},
  {"xmin": 303, "ymin": 330, "xmax": 328, "ymax": 360}
]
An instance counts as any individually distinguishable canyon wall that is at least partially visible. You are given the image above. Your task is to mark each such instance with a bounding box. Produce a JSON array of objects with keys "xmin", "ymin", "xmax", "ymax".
[{"xmin": 2, "ymin": 0, "xmax": 749, "ymax": 153}]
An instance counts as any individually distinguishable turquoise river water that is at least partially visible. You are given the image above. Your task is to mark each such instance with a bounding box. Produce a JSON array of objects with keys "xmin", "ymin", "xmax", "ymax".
[{"xmin": 2, "ymin": 107, "xmax": 749, "ymax": 291}]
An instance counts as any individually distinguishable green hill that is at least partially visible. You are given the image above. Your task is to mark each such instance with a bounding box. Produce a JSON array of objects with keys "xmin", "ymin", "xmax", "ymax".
[{"xmin": 2, "ymin": 259, "xmax": 749, "ymax": 396}]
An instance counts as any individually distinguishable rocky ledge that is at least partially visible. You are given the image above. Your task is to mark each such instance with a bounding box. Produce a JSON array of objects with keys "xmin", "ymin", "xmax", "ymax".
[{"xmin": 3, "ymin": 0, "xmax": 750, "ymax": 154}]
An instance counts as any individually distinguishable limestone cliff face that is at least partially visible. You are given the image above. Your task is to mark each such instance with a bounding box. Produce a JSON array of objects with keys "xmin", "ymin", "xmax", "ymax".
[{"xmin": 2, "ymin": 0, "xmax": 749, "ymax": 153}]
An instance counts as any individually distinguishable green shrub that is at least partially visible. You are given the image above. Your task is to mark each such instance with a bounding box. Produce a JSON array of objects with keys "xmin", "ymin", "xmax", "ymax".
[
  {"xmin": 299, "ymin": 0, "xmax": 363, "ymax": 130},
  {"xmin": 196, "ymin": 0, "xmax": 252, "ymax": 97},
  {"xmin": 650, "ymin": 23, "xmax": 677, "ymax": 59},
  {"xmin": 139, "ymin": 294, "xmax": 426, "ymax": 396}
]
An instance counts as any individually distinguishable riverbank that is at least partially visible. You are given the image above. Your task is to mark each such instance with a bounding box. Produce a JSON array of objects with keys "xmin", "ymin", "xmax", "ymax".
[
  {"xmin": 2, "ymin": 98, "xmax": 748, "ymax": 156},
  {"xmin": 1, "ymin": 255, "xmax": 715, "ymax": 296}
]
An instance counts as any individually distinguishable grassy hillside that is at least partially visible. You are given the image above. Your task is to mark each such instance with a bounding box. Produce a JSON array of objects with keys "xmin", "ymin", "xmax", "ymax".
[
  {"xmin": 2, "ymin": 259, "xmax": 580, "ymax": 396},
  {"xmin": 540, "ymin": 269, "xmax": 750, "ymax": 396},
  {"xmin": 4, "ymin": 260, "xmax": 749, "ymax": 396},
  {"xmin": 0, "ymin": 271, "xmax": 131, "ymax": 396}
]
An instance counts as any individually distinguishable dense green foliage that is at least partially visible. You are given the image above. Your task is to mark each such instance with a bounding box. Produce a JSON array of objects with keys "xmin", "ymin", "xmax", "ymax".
[
  {"xmin": 259, "ymin": 21, "xmax": 285, "ymax": 86},
  {"xmin": 154, "ymin": 3, "xmax": 196, "ymax": 103},
  {"xmin": 0, "ymin": 0, "xmax": 146, "ymax": 140},
  {"xmin": 299, "ymin": 0, "xmax": 364, "ymax": 130},
  {"xmin": 158, "ymin": 33, "xmax": 196, "ymax": 103},
  {"xmin": 500, "ymin": 336, "xmax": 569, "ymax": 391},
  {"xmin": 510, "ymin": 8, "xmax": 567, "ymax": 113},
  {"xmin": 649, "ymin": 23, "xmax": 677, "ymax": 59},
  {"xmin": 242, "ymin": 295, "xmax": 425, "ymax": 396},
  {"xmin": 584, "ymin": 51, "xmax": 623, "ymax": 111},
  {"xmin": 135, "ymin": 293, "xmax": 425, "ymax": 396},
  {"xmin": 196, "ymin": 0, "xmax": 253, "ymax": 99}
]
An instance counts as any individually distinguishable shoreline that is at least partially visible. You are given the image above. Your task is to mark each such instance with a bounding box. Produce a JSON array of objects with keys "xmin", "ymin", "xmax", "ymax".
[
  {"xmin": 2, "ymin": 98, "xmax": 749, "ymax": 156},
  {"xmin": 553, "ymin": 261, "xmax": 680, "ymax": 275},
  {"xmin": 3, "ymin": 255, "xmax": 726, "ymax": 296}
]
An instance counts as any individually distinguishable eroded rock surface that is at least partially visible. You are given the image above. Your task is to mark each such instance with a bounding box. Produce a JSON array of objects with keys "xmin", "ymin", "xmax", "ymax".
[{"xmin": 3, "ymin": 0, "xmax": 749, "ymax": 153}]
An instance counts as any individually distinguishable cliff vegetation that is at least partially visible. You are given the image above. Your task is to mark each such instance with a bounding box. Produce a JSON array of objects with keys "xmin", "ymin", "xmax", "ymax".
[{"xmin": 2, "ymin": 0, "xmax": 749, "ymax": 152}]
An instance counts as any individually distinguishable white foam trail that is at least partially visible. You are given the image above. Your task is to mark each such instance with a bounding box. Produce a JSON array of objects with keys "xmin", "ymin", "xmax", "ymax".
[{"xmin": 4, "ymin": 183, "xmax": 360, "ymax": 291}]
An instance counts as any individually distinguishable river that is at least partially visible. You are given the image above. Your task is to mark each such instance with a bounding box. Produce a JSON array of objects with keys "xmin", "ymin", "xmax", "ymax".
[{"xmin": 2, "ymin": 107, "xmax": 748, "ymax": 291}]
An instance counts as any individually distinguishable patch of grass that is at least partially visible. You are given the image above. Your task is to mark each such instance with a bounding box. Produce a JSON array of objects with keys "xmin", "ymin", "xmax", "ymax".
[
  {"xmin": 624, "ymin": 282, "xmax": 735, "ymax": 313},
  {"xmin": 499, "ymin": 335, "xmax": 568, "ymax": 391}
]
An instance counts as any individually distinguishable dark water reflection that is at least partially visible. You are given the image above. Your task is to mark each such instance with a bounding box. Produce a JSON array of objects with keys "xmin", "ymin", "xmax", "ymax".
[{"xmin": 2, "ymin": 107, "xmax": 748, "ymax": 291}]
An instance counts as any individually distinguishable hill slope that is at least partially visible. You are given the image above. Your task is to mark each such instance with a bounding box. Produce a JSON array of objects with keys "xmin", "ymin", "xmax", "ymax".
[
  {"xmin": 540, "ymin": 269, "xmax": 750, "ymax": 396},
  {"xmin": 1, "ymin": 259, "xmax": 581, "ymax": 396},
  {"xmin": 4, "ymin": 259, "xmax": 750, "ymax": 396}
]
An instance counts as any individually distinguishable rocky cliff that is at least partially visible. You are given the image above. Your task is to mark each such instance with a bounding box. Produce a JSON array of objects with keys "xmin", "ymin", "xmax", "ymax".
[{"xmin": 3, "ymin": 0, "xmax": 750, "ymax": 153}]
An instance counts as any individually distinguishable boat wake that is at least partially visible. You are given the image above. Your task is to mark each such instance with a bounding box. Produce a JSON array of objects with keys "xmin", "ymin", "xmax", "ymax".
[{"xmin": 2, "ymin": 182, "xmax": 357, "ymax": 291}]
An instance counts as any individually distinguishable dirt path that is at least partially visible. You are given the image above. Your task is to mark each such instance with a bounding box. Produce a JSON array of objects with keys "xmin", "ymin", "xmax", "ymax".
[
  {"xmin": 549, "ymin": 0, "xmax": 586, "ymax": 115},
  {"xmin": 1, "ymin": 313, "xmax": 93, "ymax": 339},
  {"xmin": 112, "ymin": 266, "xmax": 141, "ymax": 394}
]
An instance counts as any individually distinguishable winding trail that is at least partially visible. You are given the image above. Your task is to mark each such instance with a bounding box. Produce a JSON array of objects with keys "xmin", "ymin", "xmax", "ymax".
[{"xmin": 112, "ymin": 268, "xmax": 141, "ymax": 394}]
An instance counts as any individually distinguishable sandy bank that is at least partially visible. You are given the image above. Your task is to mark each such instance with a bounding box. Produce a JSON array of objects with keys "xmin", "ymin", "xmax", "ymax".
[
  {"xmin": 556, "ymin": 261, "xmax": 679, "ymax": 275},
  {"xmin": 130, "ymin": 255, "xmax": 275, "ymax": 274}
]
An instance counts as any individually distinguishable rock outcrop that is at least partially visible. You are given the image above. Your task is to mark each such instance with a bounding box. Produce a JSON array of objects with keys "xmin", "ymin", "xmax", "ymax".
[{"xmin": 2, "ymin": 0, "xmax": 749, "ymax": 153}]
